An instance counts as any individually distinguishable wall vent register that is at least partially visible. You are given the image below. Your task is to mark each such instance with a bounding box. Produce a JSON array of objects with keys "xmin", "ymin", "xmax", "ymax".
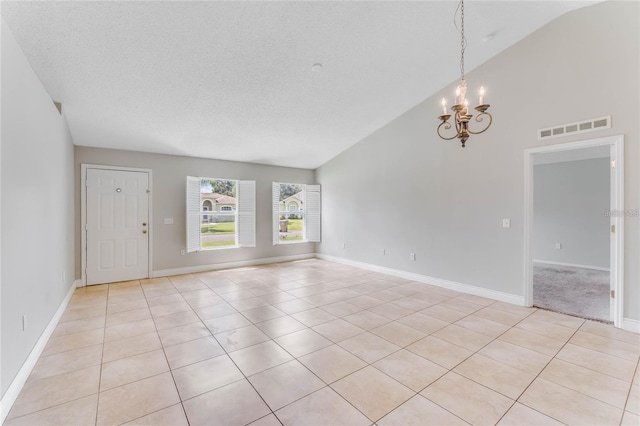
[{"xmin": 538, "ymin": 116, "xmax": 611, "ymax": 141}]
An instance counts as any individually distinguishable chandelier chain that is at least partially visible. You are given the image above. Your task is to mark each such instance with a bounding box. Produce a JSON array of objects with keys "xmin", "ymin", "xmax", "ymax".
[{"xmin": 460, "ymin": 0, "xmax": 466, "ymax": 81}]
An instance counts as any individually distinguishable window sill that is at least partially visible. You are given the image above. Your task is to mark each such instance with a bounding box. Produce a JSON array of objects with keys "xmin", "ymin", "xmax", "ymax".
[
  {"xmin": 277, "ymin": 240, "xmax": 308, "ymax": 245},
  {"xmin": 199, "ymin": 245, "xmax": 240, "ymax": 251}
]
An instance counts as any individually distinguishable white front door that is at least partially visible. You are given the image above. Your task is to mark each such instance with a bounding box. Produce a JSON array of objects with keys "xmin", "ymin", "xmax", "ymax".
[{"xmin": 86, "ymin": 168, "xmax": 149, "ymax": 285}]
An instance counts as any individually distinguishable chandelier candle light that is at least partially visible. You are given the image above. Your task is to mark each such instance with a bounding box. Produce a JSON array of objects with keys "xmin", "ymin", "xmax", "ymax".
[{"xmin": 437, "ymin": 0, "xmax": 493, "ymax": 148}]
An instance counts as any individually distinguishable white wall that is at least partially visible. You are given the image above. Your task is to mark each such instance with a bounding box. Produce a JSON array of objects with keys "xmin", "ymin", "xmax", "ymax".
[
  {"xmin": 533, "ymin": 158, "xmax": 610, "ymax": 269},
  {"xmin": 1, "ymin": 22, "xmax": 76, "ymax": 397},
  {"xmin": 74, "ymin": 146, "xmax": 316, "ymax": 276},
  {"xmin": 316, "ymin": 1, "xmax": 640, "ymax": 320}
]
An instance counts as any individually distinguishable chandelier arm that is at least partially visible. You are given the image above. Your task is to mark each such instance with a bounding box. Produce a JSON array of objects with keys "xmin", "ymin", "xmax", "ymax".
[
  {"xmin": 467, "ymin": 112, "xmax": 493, "ymax": 135},
  {"xmin": 437, "ymin": 121, "xmax": 460, "ymax": 141},
  {"xmin": 454, "ymin": 115, "xmax": 463, "ymax": 133},
  {"xmin": 435, "ymin": 0, "xmax": 494, "ymax": 147}
]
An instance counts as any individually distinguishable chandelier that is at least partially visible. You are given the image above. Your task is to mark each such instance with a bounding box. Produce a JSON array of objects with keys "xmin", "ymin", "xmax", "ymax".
[{"xmin": 437, "ymin": 0, "xmax": 492, "ymax": 148}]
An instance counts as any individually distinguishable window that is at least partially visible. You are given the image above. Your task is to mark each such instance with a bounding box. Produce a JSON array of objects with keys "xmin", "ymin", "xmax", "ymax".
[
  {"xmin": 272, "ymin": 182, "xmax": 321, "ymax": 244},
  {"xmin": 186, "ymin": 177, "xmax": 255, "ymax": 251},
  {"xmin": 202, "ymin": 200, "xmax": 213, "ymax": 223}
]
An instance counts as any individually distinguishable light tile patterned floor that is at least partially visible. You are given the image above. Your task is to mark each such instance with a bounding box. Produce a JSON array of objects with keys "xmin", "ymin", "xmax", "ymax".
[{"xmin": 5, "ymin": 259, "xmax": 640, "ymax": 426}]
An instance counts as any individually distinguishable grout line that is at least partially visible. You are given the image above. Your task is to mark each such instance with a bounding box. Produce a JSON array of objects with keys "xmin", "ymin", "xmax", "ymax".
[
  {"xmin": 494, "ymin": 318, "xmax": 584, "ymax": 425},
  {"xmin": 95, "ymin": 280, "xmax": 125, "ymax": 425},
  {"xmin": 9, "ymin": 260, "xmax": 637, "ymax": 426},
  {"xmin": 143, "ymin": 277, "xmax": 193, "ymax": 426},
  {"xmin": 182, "ymin": 274, "xmax": 281, "ymax": 421},
  {"xmin": 622, "ymin": 361, "xmax": 640, "ymax": 416}
]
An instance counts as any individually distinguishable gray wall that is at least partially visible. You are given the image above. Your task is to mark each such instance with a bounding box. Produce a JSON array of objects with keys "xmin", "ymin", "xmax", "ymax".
[
  {"xmin": 533, "ymin": 158, "xmax": 610, "ymax": 269},
  {"xmin": 316, "ymin": 1, "xmax": 640, "ymax": 320},
  {"xmin": 74, "ymin": 147, "xmax": 316, "ymax": 276},
  {"xmin": 1, "ymin": 23, "xmax": 76, "ymax": 397}
]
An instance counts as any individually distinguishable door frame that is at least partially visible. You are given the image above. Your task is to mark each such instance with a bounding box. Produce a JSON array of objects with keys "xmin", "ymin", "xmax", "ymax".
[
  {"xmin": 523, "ymin": 135, "xmax": 624, "ymax": 327},
  {"xmin": 81, "ymin": 164, "xmax": 153, "ymax": 286}
]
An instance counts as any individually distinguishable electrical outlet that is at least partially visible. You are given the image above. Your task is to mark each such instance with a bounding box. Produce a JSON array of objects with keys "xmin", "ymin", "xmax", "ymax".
[
  {"xmin": 180, "ymin": 249, "xmax": 186, "ymax": 255},
  {"xmin": 410, "ymin": 253, "xmax": 416, "ymax": 261},
  {"xmin": 22, "ymin": 315, "xmax": 27, "ymax": 331},
  {"xmin": 502, "ymin": 218, "xmax": 511, "ymax": 228},
  {"xmin": 555, "ymin": 243, "xmax": 562, "ymax": 249}
]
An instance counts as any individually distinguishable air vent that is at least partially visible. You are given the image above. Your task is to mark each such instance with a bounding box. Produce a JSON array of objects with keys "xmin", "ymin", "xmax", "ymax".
[{"xmin": 538, "ymin": 116, "xmax": 611, "ymax": 141}]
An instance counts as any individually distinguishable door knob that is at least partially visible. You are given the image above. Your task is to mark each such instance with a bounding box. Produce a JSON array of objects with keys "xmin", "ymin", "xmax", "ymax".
[
  {"xmin": 142, "ymin": 230, "xmax": 147, "ymax": 234},
  {"xmin": 142, "ymin": 222, "xmax": 147, "ymax": 226}
]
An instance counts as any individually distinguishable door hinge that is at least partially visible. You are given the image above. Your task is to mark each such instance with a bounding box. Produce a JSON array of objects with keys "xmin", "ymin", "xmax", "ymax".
[
  {"xmin": 611, "ymin": 224, "xmax": 616, "ymax": 233},
  {"xmin": 85, "ymin": 179, "xmax": 88, "ymax": 187},
  {"xmin": 610, "ymin": 159, "xmax": 616, "ymax": 168},
  {"xmin": 146, "ymin": 189, "xmax": 150, "ymax": 194},
  {"xmin": 611, "ymin": 290, "xmax": 615, "ymax": 298}
]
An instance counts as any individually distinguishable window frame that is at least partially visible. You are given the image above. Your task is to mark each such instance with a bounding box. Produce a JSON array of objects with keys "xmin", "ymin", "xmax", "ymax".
[
  {"xmin": 186, "ymin": 177, "xmax": 255, "ymax": 252},
  {"xmin": 272, "ymin": 182, "xmax": 320, "ymax": 245}
]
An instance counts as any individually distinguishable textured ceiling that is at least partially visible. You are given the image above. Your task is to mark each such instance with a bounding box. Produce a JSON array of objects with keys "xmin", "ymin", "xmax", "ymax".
[{"xmin": 2, "ymin": 1, "xmax": 597, "ymax": 169}]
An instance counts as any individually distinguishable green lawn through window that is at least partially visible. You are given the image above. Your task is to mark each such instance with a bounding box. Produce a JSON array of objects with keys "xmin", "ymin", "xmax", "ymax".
[
  {"xmin": 201, "ymin": 222, "xmax": 236, "ymax": 247},
  {"xmin": 201, "ymin": 222, "xmax": 235, "ymax": 234}
]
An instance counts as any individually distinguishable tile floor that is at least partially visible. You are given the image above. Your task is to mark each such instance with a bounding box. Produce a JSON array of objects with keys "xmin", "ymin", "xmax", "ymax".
[{"xmin": 5, "ymin": 259, "xmax": 639, "ymax": 426}]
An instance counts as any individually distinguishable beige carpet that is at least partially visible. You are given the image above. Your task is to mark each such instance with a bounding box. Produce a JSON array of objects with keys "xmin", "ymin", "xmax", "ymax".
[{"xmin": 533, "ymin": 263, "xmax": 610, "ymax": 322}]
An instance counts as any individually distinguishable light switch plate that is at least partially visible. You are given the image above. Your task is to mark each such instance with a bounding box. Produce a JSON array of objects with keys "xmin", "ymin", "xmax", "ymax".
[
  {"xmin": 502, "ymin": 218, "xmax": 511, "ymax": 228},
  {"xmin": 164, "ymin": 218, "xmax": 174, "ymax": 225}
]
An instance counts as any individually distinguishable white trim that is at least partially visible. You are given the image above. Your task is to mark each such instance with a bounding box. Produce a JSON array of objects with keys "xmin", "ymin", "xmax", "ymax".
[
  {"xmin": 81, "ymin": 164, "xmax": 153, "ymax": 286},
  {"xmin": 186, "ymin": 176, "xmax": 202, "ymax": 253},
  {"xmin": 622, "ymin": 318, "xmax": 640, "ymax": 334},
  {"xmin": 152, "ymin": 253, "xmax": 315, "ymax": 277},
  {"xmin": 74, "ymin": 279, "xmax": 83, "ymax": 288},
  {"xmin": 272, "ymin": 182, "xmax": 280, "ymax": 246},
  {"xmin": 0, "ymin": 282, "xmax": 76, "ymax": 424},
  {"xmin": 304, "ymin": 185, "xmax": 321, "ymax": 243},
  {"xmin": 532, "ymin": 260, "xmax": 610, "ymax": 272},
  {"xmin": 610, "ymin": 140, "xmax": 625, "ymax": 328},
  {"xmin": 523, "ymin": 135, "xmax": 624, "ymax": 328},
  {"xmin": 316, "ymin": 254, "xmax": 524, "ymax": 306},
  {"xmin": 237, "ymin": 180, "xmax": 256, "ymax": 248}
]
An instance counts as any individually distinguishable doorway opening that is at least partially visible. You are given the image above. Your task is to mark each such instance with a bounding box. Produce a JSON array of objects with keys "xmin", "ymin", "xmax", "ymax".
[{"xmin": 524, "ymin": 135, "xmax": 624, "ymax": 327}]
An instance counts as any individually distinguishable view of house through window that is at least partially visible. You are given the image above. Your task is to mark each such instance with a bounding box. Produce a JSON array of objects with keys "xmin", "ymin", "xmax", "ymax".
[
  {"xmin": 187, "ymin": 176, "xmax": 255, "ymax": 252},
  {"xmin": 200, "ymin": 178, "xmax": 237, "ymax": 247},
  {"xmin": 277, "ymin": 183, "xmax": 305, "ymax": 242}
]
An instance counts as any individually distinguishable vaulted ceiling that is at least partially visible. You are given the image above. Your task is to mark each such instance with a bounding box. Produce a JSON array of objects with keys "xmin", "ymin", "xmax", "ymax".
[{"xmin": 2, "ymin": 1, "xmax": 597, "ymax": 169}]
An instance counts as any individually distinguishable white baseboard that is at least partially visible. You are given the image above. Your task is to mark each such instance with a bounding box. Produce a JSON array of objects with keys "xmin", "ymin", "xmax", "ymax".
[
  {"xmin": 316, "ymin": 254, "xmax": 525, "ymax": 306},
  {"xmin": 533, "ymin": 259, "xmax": 610, "ymax": 272},
  {"xmin": 74, "ymin": 279, "xmax": 83, "ymax": 288},
  {"xmin": 622, "ymin": 318, "xmax": 640, "ymax": 334},
  {"xmin": 0, "ymin": 281, "xmax": 76, "ymax": 424},
  {"xmin": 152, "ymin": 253, "xmax": 316, "ymax": 278}
]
